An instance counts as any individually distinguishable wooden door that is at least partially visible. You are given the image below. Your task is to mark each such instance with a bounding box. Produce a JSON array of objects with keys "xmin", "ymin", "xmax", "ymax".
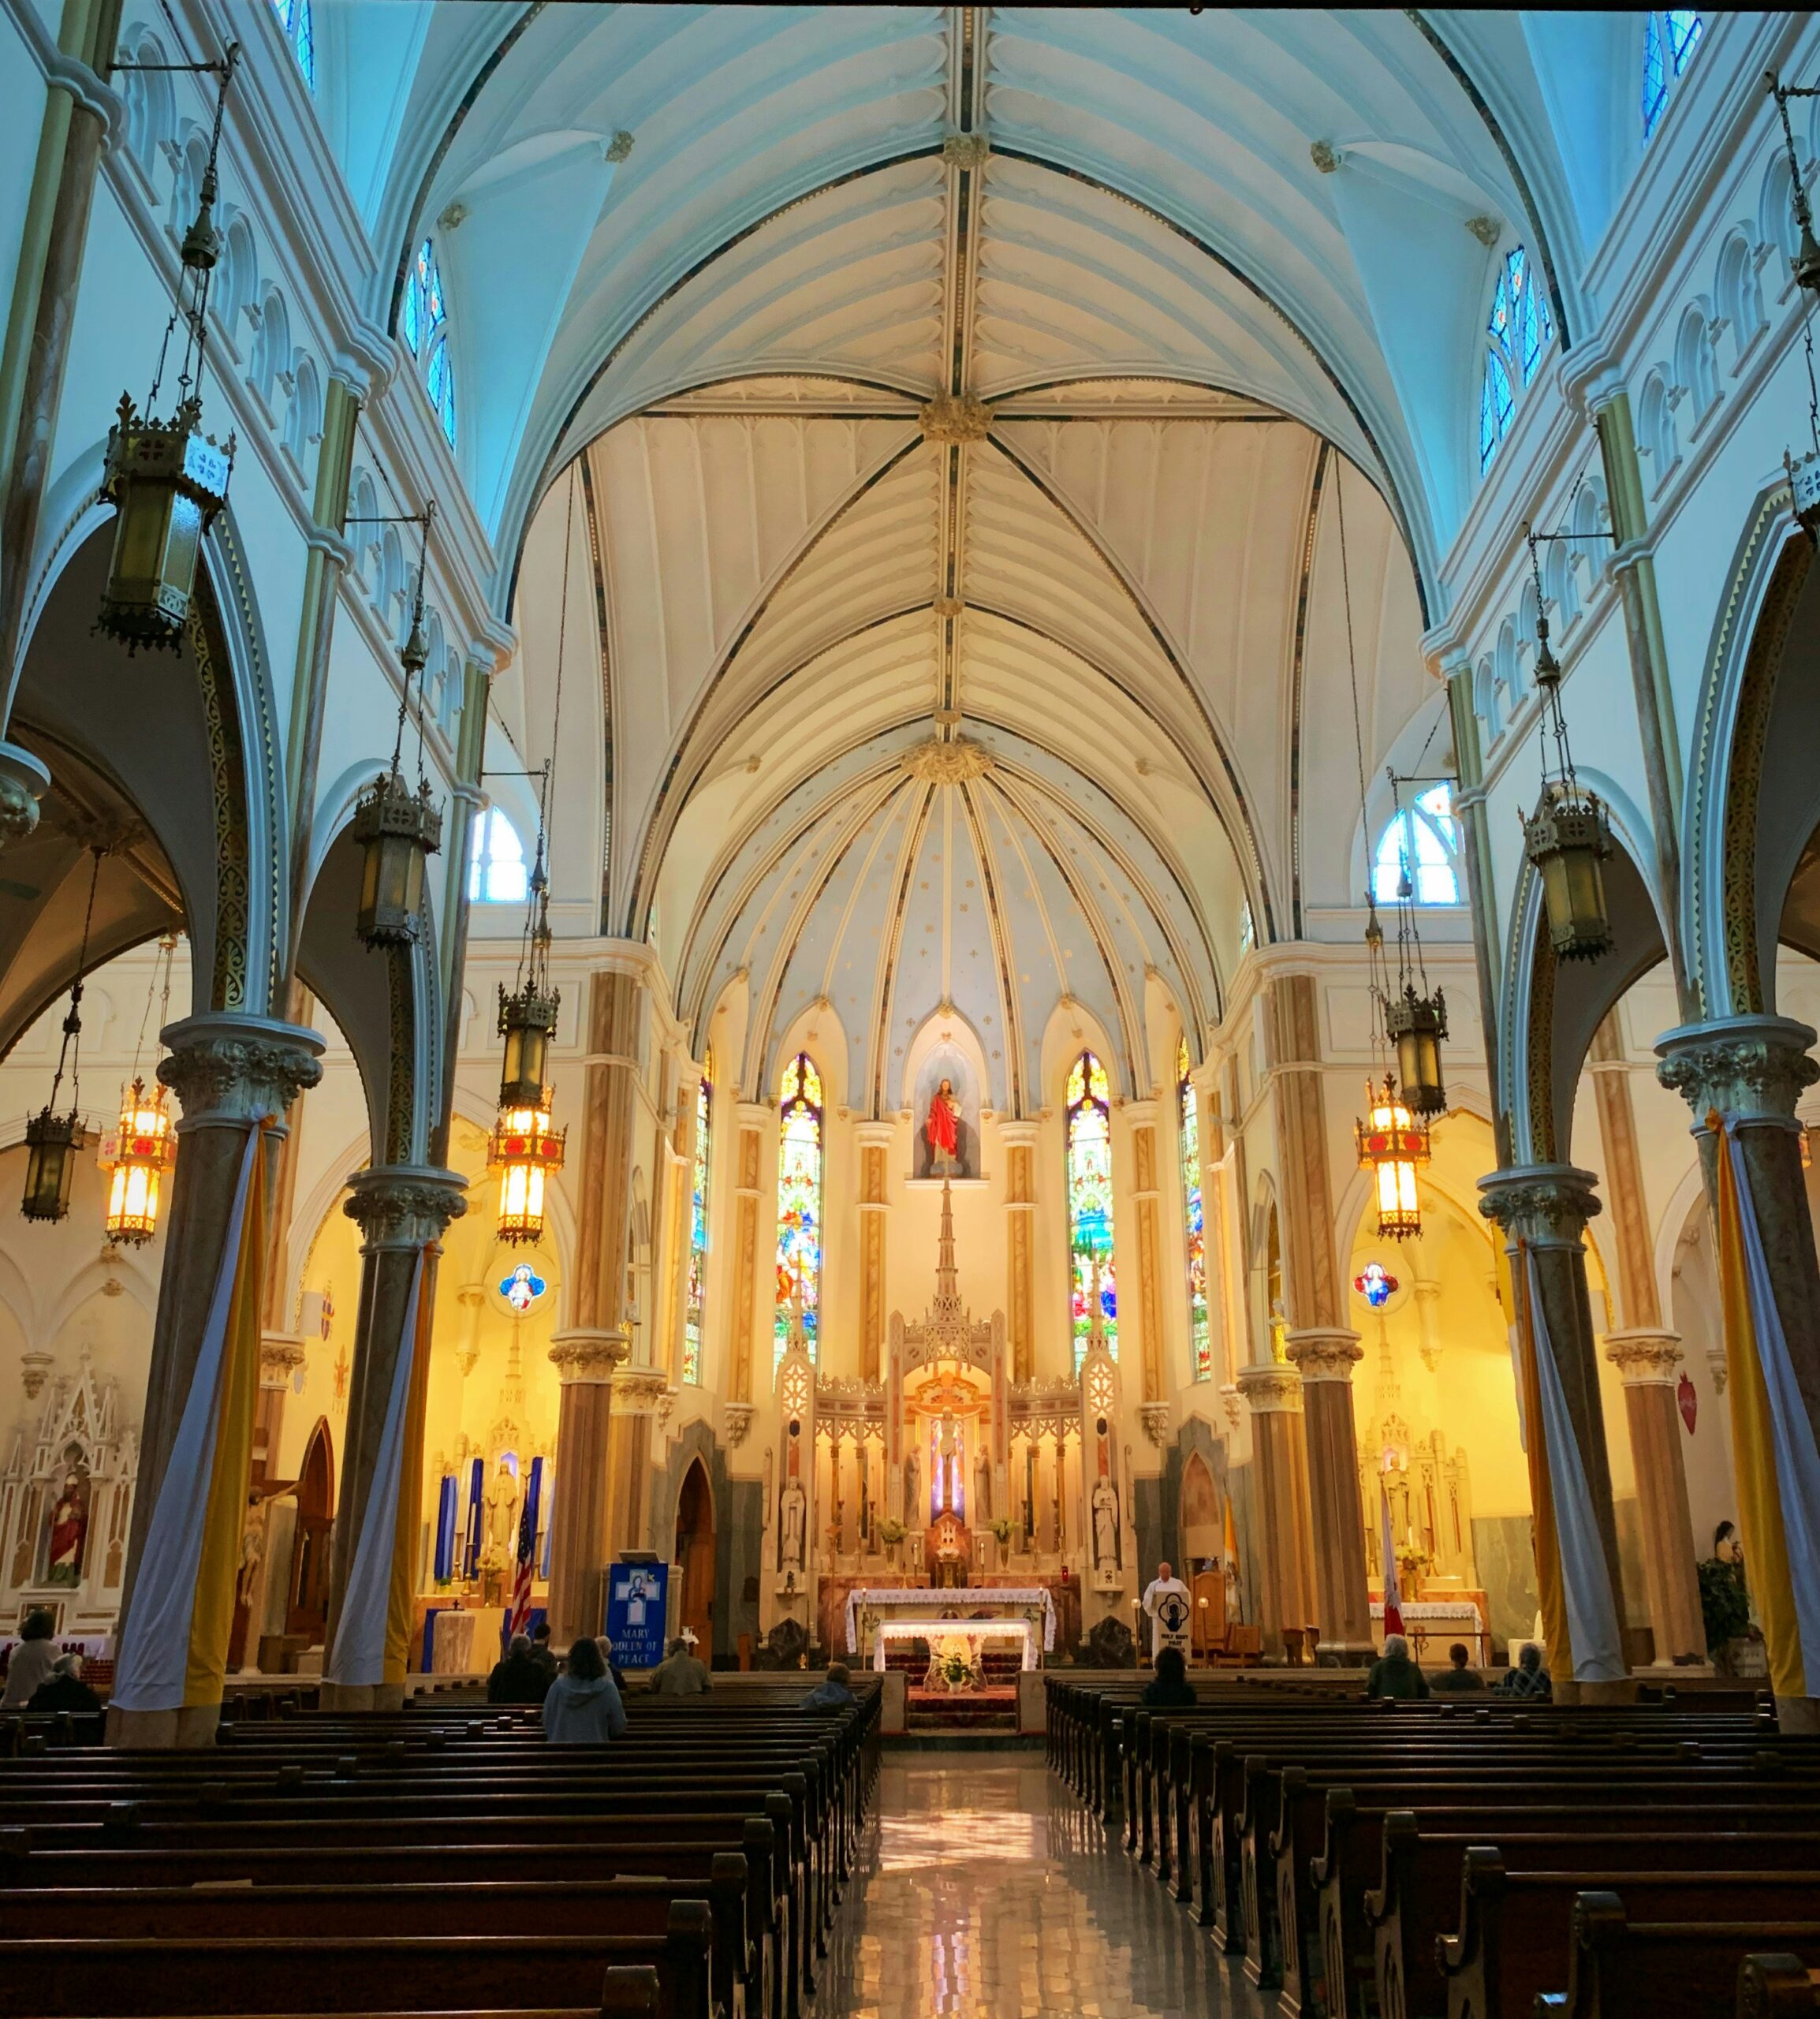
[
  {"xmin": 285, "ymin": 1420, "xmax": 334, "ymax": 1644},
  {"xmin": 674, "ymin": 1460, "xmax": 715, "ymax": 1664}
]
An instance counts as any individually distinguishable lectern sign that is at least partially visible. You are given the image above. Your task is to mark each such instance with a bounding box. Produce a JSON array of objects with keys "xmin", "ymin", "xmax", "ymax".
[{"xmin": 606, "ymin": 1562, "xmax": 669, "ymax": 1670}]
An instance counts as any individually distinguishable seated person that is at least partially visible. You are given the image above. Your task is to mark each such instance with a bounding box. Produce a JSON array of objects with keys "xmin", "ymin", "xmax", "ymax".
[
  {"xmin": 542, "ymin": 1633, "xmax": 628, "ymax": 1745},
  {"xmin": 27, "ymin": 1651, "xmax": 101, "ymax": 1714},
  {"xmin": 1, "ymin": 1609, "xmax": 58, "ymax": 1708},
  {"xmin": 596, "ymin": 1635, "xmax": 626, "ymax": 1692},
  {"xmin": 487, "ymin": 1632, "xmax": 553, "ymax": 1705},
  {"xmin": 528, "ymin": 1620, "xmax": 558, "ymax": 1680},
  {"xmin": 1430, "ymin": 1641, "xmax": 1485, "ymax": 1692},
  {"xmin": 1141, "ymin": 1644, "xmax": 1197, "ymax": 1708},
  {"xmin": 801, "ymin": 1660, "xmax": 856, "ymax": 1711},
  {"xmin": 1497, "ymin": 1640, "xmax": 1553, "ymax": 1699},
  {"xmin": 652, "ymin": 1634, "xmax": 712, "ymax": 1696},
  {"xmin": 1365, "ymin": 1632, "xmax": 1430, "ymax": 1701}
]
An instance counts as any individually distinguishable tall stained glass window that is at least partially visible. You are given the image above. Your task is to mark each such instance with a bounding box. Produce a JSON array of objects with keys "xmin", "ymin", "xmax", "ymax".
[
  {"xmin": 1065, "ymin": 1050, "xmax": 1117, "ymax": 1372},
  {"xmin": 1643, "ymin": 12, "xmax": 1703, "ymax": 140},
  {"xmin": 401, "ymin": 238, "xmax": 457, "ymax": 450},
  {"xmin": 683, "ymin": 1061, "xmax": 712, "ymax": 1386},
  {"xmin": 1372, "ymin": 783, "xmax": 1460, "ymax": 906},
  {"xmin": 1479, "ymin": 247, "xmax": 1554, "ymax": 474},
  {"xmin": 774, "ymin": 1052, "xmax": 823, "ymax": 1369},
  {"xmin": 1178, "ymin": 1039, "xmax": 1210, "ymax": 1381},
  {"xmin": 270, "ymin": 0, "xmax": 314, "ymax": 91}
]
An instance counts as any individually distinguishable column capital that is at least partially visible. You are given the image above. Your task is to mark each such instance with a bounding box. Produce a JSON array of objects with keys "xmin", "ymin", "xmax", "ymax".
[
  {"xmin": 549, "ymin": 1327, "xmax": 631, "ymax": 1384},
  {"xmin": 1478, "ymin": 1163, "xmax": 1602, "ymax": 1247},
  {"xmin": 1603, "ymin": 1327, "xmax": 1684, "ymax": 1386},
  {"xmin": 613, "ymin": 1366, "xmax": 673, "ymax": 1420},
  {"xmin": 158, "ymin": 1013, "xmax": 325, "ymax": 1129},
  {"xmin": 259, "ymin": 1333, "xmax": 306, "ymax": 1387},
  {"xmin": 1655, "ymin": 1015, "xmax": 1819, "ymax": 1131},
  {"xmin": 342, "ymin": 1164, "xmax": 468, "ymax": 1249},
  {"xmin": 852, "ymin": 1120, "xmax": 897, "ymax": 1151},
  {"xmin": 0, "ymin": 742, "xmax": 50, "ymax": 848},
  {"xmin": 722, "ymin": 1401, "xmax": 756, "ymax": 1447},
  {"xmin": 1286, "ymin": 1328, "xmax": 1364, "ymax": 1383},
  {"xmin": 1236, "ymin": 1360, "xmax": 1303, "ymax": 1414},
  {"xmin": 997, "ymin": 1118, "xmax": 1041, "ymax": 1148}
]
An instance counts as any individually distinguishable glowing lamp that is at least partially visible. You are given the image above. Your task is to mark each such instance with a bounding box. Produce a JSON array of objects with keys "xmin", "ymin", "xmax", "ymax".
[
  {"xmin": 1524, "ymin": 782, "xmax": 1613, "ymax": 964},
  {"xmin": 497, "ymin": 980, "xmax": 559, "ymax": 1109},
  {"xmin": 96, "ymin": 395, "xmax": 233, "ymax": 652},
  {"xmin": 351, "ymin": 767, "xmax": 441, "ymax": 946},
  {"xmin": 1384, "ymin": 984, "xmax": 1448, "ymax": 1118},
  {"xmin": 491, "ymin": 1103, "xmax": 566, "ymax": 1246},
  {"xmin": 104, "ymin": 1077, "xmax": 174, "ymax": 1245},
  {"xmin": 1356, "ymin": 1078, "xmax": 1428, "ymax": 1241},
  {"xmin": 21, "ymin": 1107, "xmax": 80, "ymax": 1223}
]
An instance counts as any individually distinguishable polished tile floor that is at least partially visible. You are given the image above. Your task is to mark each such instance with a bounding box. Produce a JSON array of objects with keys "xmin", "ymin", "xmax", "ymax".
[{"xmin": 822, "ymin": 1749, "xmax": 1271, "ymax": 2017}]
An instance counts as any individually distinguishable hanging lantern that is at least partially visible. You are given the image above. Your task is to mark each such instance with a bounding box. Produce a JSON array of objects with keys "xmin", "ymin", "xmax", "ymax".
[
  {"xmin": 21, "ymin": 1107, "xmax": 80, "ymax": 1223},
  {"xmin": 104, "ymin": 1077, "xmax": 174, "ymax": 1245},
  {"xmin": 498, "ymin": 978, "xmax": 559, "ymax": 1109},
  {"xmin": 1356, "ymin": 1077, "xmax": 1428, "ymax": 1241},
  {"xmin": 351, "ymin": 766, "xmax": 441, "ymax": 946},
  {"xmin": 1384, "ymin": 983, "xmax": 1448, "ymax": 1118},
  {"xmin": 1524, "ymin": 781, "xmax": 1613, "ymax": 961},
  {"xmin": 490, "ymin": 1099, "xmax": 566, "ymax": 1245}
]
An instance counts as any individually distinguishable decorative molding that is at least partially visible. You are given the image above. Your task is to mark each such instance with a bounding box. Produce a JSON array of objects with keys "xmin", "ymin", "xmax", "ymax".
[
  {"xmin": 548, "ymin": 1327, "xmax": 631, "ymax": 1386},
  {"xmin": 1236, "ymin": 1361, "xmax": 1303, "ymax": 1414},
  {"xmin": 1603, "ymin": 1328, "xmax": 1683, "ymax": 1386},
  {"xmin": 722, "ymin": 1401, "xmax": 755, "ymax": 1448},
  {"xmin": 1285, "ymin": 1328, "xmax": 1363, "ymax": 1383},
  {"xmin": 1139, "ymin": 1401, "xmax": 1173, "ymax": 1447},
  {"xmin": 0, "ymin": 742, "xmax": 50, "ymax": 850},
  {"xmin": 919, "ymin": 392, "xmax": 990, "ymax": 443},
  {"xmin": 1655, "ymin": 1016, "xmax": 1820, "ymax": 1130},
  {"xmin": 158, "ymin": 1013, "xmax": 324, "ymax": 1128},
  {"xmin": 613, "ymin": 1367, "xmax": 674, "ymax": 1422},
  {"xmin": 1219, "ymin": 1383, "xmax": 1240, "ymax": 1429},
  {"xmin": 1477, "ymin": 1163, "xmax": 1602, "ymax": 1246}
]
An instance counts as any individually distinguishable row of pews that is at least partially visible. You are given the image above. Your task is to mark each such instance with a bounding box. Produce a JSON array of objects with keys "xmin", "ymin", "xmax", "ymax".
[
  {"xmin": 1047, "ymin": 1670, "xmax": 1820, "ymax": 2018},
  {"xmin": 0, "ymin": 1674, "xmax": 880, "ymax": 2019}
]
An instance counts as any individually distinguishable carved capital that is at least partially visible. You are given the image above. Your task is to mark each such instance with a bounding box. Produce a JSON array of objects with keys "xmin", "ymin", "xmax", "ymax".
[
  {"xmin": 0, "ymin": 743, "xmax": 50, "ymax": 850},
  {"xmin": 158, "ymin": 1013, "xmax": 325, "ymax": 1127},
  {"xmin": 1603, "ymin": 1327, "xmax": 1683, "ymax": 1386},
  {"xmin": 1285, "ymin": 1328, "xmax": 1364, "ymax": 1383},
  {"xmin": 259, "ymin": 1334, "xmax": 306, "ymax": 1386},
  {"xmin": 1655, "ymin": 1016, "xmax": 1820, "ymax": 1131},
  {"xmin": 1478, "ymin": 1163, "xmax": 1602, "ymax": 1248},
  {"xmin": 613, "ymin": 1367, "xmax": 673, "ymax": 1419},
  {"xmin": 722, "ymin": 1401, "xmax": 756, "ymax": 1448},
  {"xmin": 1236, "ymin": 1361, "xmax": 1303, "ymax": 1415},
  {"xmin": 343, "ymin": 1164, "xmax": 468, "ymax": 1249},
  {"xmin": 549, "ymin": 1327, "xmax": 631, "ymax": 1385},
  {"xmin": 1138, "ymin": 1401, "xmax": 1173, "ymax": 1447},
  {"xmin": 920, "ymin": 392, "xmax": 990, "ymax": 443}
]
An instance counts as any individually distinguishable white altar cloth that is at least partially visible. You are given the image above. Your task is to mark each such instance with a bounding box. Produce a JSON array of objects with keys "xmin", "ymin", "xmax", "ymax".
[
  {"xmin": 1370, "ymin": 1599, "xmax": 1484, "ymax": 1659},
  {"xmin": 870, "ymin": 1618, "xmax": 1039, "ymax": 1671},
  {"xmin": 845, "ymin": 1585, "xmax": 1057, "ymax": 1656}
]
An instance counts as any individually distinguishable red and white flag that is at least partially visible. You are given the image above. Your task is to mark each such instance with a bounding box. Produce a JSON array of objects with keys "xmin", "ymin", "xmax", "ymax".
[{"xmin": 1379, "ymin": 1484, "xmax": 1404, "ymax": 1637}]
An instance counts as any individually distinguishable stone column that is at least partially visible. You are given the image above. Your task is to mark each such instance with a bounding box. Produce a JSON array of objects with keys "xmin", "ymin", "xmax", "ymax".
[
  {"xmin": 1588, "ymin": 1013, "xmax": 1703, "ymax": 1666},
  {"xmin": 111, "ymin": 1013, "xmax": 324, "ymax": 1747},
  {"xmin": 855, "ymin": 1121, "xmax": 893, "ymax": 1383},
  {"xmin": 321, "ymin": 1165, "xmax": 466, "ymax": 1711},
  {"xmin": 1001, "ymin": 1120, "xmax": 1038, "ymax": 1381},
  {"xmin": 1237, "ymin": 1362, "xmax": 1315, "ymax": 1657},
  {"xmin": 543, "ymin": 1327, "xmax": 630, "ymax": 1646},
  {"xmin": 571, "ymin": 968, "xmax": 643, "ymax": 1345},
  {"xmin": 1286, "ymin": 1329, "xmax": 1374, "ymax": 1663},
  {"xmin": 0, "ymin": 0, "xmax": 124, "ymax": 819},
  {"xmin": 252, "ymin": 1334, "xmax": 304, "ymax": 1488},
  {"xmin": 607, "ymin": 1368, "xmax": 669, "ymax": 1561},
  {"xmin": 1658, "ymin": 1014, "xmax": 1820, "ymax": 1727},
  {"xmin": 729, "ymin": 1103, "xmax": 770, "ymax": 1407},
  {"xmin": 1126, "ymin": 1101, "xmax": 1165, "ymax": 1402},
  {"xmin": 1479, "ymin": 1165, "xmax": 1631, "ymax": 1697}
]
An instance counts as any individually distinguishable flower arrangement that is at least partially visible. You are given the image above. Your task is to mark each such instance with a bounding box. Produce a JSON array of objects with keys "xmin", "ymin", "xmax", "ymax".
[
  {"xmin": 989, "ymin": 1516, "xmax": 1014, "ymax": 1545},
  {"xmin": 878, "ymin": 1517, "xmax": 905, "ymax": 1545}
]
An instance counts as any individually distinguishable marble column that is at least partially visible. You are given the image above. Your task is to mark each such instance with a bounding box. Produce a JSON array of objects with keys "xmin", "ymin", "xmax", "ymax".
[
  {"xmin": 1658, "ymin": 1014, "xmax": 1820, "ymax": 1728},
  {"xmin": 321, "ymin": 1164, "xmax": 466, "ymax": 1711},
  {"xmin": 543, "ymin": 1327, "xmax": 631, "ymax": 1647},
  {"xmin": 1588, "ymin": 1013, "xmax": 1703, "ymax": 1666},
  {"xmin": 1286, "ymin": 1329, "xmax": 1373, "ymax": 1663},
  {"xmin": 1479, "ymin": 1165, "xmax": 1631, "ymax": 1697},
  {"xmin": 1236, "ymin": 1361, "xmax": 1315, "ymax": 1658},
  {"xmin": 1001, "ymin": 1121, "xmax": 1038, "ymax": 1382},
  {"xmin": 606, "ymin": 1367, "xmax": 670, "ymax": 1562},
  {"xmin": 856, "ymin": 1121, "xmax": 893, "ymax": 1383},
  {"xmin": 111, "ymin": 1013, "xmax": 324, "ymax": 1747},
  {"xmin": 729, "ymin": 1103, "xmax": 770, "ymax": 1409},
  {"xmin": 0, "ymin": 0, "xmax": 123, "ymax": 836},
  {"xmin": 1126, "ymin": 1102, "xmax": 1165, "ymax": 1402}
]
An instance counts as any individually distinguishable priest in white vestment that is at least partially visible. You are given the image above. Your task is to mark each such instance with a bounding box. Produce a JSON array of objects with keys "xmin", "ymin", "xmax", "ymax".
[{"xmin": 1141, "ymin": 1561, "xmax": 1192, "ymax": 1658}]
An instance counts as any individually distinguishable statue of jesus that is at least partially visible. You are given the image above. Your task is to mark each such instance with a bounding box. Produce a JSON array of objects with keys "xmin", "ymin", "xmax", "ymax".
[{"xmin": 924, "ymin": 1077, "xmax": 960, "ymax": 1176}]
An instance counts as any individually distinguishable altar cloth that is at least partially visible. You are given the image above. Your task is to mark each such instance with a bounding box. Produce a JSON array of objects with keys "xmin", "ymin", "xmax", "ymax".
[
  {"xmin": 844, "ymin": 1584, "xmax": 1057, "ymax": 1657},
  {"xmin": 869, "ymin": 1617, "xmax": 1039, "ymax": 1670}
]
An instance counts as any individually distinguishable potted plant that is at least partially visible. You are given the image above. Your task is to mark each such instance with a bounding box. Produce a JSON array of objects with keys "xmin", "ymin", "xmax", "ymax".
[
  {"xmin": 1699, "ymin": 1554, "xmax": 1751, "ymax": 1674},
  {"xmin": 878, "ymin": 1517, "xmax": 904, "ymax": 1567}
]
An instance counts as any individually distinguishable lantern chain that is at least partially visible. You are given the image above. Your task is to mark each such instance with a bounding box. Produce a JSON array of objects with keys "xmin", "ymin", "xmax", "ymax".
[{"xmin": 47, "ymin": 849, "xmax": 104, "ymax": 1123}]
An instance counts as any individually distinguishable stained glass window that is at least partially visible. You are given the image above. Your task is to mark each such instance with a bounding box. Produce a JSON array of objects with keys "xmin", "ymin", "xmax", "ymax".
[
  {"xmin": 683, "ymin": 1062, "xmax": 711, "ymax": 1386},
  {"xmin": 270, "ymin": 0, "xmax": 314, "ymax": 91},
  {"xmin": 1066, "ymin": 1049, "xmax": 1117, "ymax": 1372},
  {"xmin": 401, "ymin": 239, "xmax": 457, "ymax": 450},
  {"xmin": 468, "ymin": 807, "xmax": 528, "ymax": 903},
  {"xmin": 1643, "ymin": 12, "xmax": 1702, "ymax": 139},
  {"xmin": 1178, "ymin": 1039, "xmax": 1210, "ymax": 1381},
  {"xmin": 1237, "ymin": 900, "xmax": 1255, "ymax": 955},
  {"xmin": 1372, "ymin": 783, "xmax": 1460, "ymax": 906},
  {"xmin": 1479, "ymin": 247, "xmax": 1553, "ymax": 474},
  {"xmin": 775, "ymin": 1052, "xmax": 823, "ymax": 1368}
]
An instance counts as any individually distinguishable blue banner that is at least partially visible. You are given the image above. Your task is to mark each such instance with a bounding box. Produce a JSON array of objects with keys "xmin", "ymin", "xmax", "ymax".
[{"xmin": 604, "ymin": 1561, "xmax": 669, "ymax": 1670}]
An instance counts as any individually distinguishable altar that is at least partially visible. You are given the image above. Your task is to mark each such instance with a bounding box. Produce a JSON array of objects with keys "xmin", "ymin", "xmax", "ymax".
[
  {"xmin": 844, "ymin": 1584, "xmax": 1057, "ymax": 1663},
  {"xmin": 869, "ymin": 1617, "xmax": 1039, "ymax": 1671}
]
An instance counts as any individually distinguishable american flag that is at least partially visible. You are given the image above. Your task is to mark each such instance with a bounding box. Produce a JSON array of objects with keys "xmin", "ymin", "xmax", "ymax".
[{"xmin": 509, "ymin": 1484, "xmax": 536, "ymax": 1636}]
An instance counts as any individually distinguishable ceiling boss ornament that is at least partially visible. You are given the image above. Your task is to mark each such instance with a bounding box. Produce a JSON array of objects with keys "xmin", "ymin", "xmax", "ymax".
[{"xmin": 901, "ymin": 737, "xmax": 992, "ymax": 785}]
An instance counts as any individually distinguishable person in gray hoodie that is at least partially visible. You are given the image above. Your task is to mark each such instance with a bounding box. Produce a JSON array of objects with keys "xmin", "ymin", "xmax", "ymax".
[{"xmin": 541, "ymin": 1633, "xmax": 628, "ymax": 1745}]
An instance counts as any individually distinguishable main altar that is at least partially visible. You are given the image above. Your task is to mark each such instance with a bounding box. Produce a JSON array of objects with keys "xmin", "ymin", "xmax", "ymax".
[{"xmin": 844, "ymin": 1584, "xmax": 1057, "ymax": 1666}]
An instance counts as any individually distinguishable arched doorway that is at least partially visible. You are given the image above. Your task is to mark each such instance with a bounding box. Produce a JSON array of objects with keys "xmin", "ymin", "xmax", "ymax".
[
  {"xmin": 286, "ymin": 1420, "xmax": 334, "ymax": 1646},
  {"xmin": 674, "ymin": 1459, "xmax": 715, "ymax": 1664}
]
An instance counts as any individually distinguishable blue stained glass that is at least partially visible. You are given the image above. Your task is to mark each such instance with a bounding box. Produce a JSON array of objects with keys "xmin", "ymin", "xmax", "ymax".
[
  {"xmin": 1066, "ymin": 1051, "xmax": 1117, "ymax": 1371},
  {"xmin": 683, "ymin": 1067, "xmax": 711, "ymax": 1386},
  {"xmin": 1643, "ymin": 13, "xmax": 1669, "ymax": 137},
  {"xmin": 1488, "ymin": 271, "xmax": 1512, "ymax": 341},
  {"xmin": 401, "ymin": 276, "xmax": 420, "ymax": 356},
  {"xmin": 774, "ymin": 1054, "xmax": 823, "ymax": 1368},
  {"xmin": 293, "ymin": 0, "xmax": 313, "ymax": 88},
  {"xmin": 1178, "ymin": 1039, "xmax": 1210, "ymax": 1381},
  {"xmin": 1667, "ymin": 10, "xmax": 1701, "ymax": 74},
  {"xmin": 1520, "ymin": 281, "xmax": 1542, "ymax": 384}
]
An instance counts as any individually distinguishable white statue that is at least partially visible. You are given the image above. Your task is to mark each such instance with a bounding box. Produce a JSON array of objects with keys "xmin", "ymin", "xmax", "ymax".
[
  {"xmin": 484, "ymin": 1462, "xmax": 517, "ymax": 1554},
  {"xmin": 1091, "ymin": 1479, "xmax": 1119, "ymax": 1570},
  {"xmin": 975, "ymin": 1445, "xmax": 992, "ymax": 1524},
  {"xmin": 780, "ymin": 1479, "xmax": 806, "ymax": 1569}
]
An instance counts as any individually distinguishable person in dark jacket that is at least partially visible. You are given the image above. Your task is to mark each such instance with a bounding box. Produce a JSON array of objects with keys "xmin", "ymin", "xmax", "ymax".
[
  {"xmin": 528, "ymin": 1621, "xmax": 558, "ymax": 1680},
  {"xmin": 27, "ymin": 1651, "xmax": 101, "ymax": 1714},
  {"xmin": 1366, "ymin": 1633, "xmax": 1430, "ymax": 1701},
  {"xmin": 1141, "ymin": 1644, "xmax": 1197, "ymax": 1707},
  {"xmin": 487, "ymin": 1633, "xmax": 552, "ymax": 1705},
  {"xmin": 542, "ymin": 1633, "xmax": 628, "ymax": 1744},
  {"xmin": 1430, "ymin": 1642, "xmax": 1485, "ymax": 1693},
  {"xmin": 1497, "ymin": 1641, "xmax": 1553, "ymax": 1699},
  {"xmin": 800, "ymin": 1662, "xmax": 856, "ymax": 1711},
  {"xmin": 652, "ymin": 1636, "xmax": 712, "ymax": 1696}
]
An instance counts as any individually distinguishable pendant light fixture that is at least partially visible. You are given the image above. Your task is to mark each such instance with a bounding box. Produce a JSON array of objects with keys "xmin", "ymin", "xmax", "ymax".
[
  {"xmin": 1518, "ymin": 526, "xmax": 1613, "ymax": 963},
  {"xmin": 489, "ymin": 469, "xmax": 578, "ymax": 1245},
  {"xmin": 1768, "ymin": 71, "xmax": 1820, "ymax": 539},
  {"xmin": 352, "ymin": 502, "xmax": 441, "ymax": 946},
  {"xmin": 1382, "ymin": 768, "xmax": 1449, "ymax": 1116},
  {"xmin": 104, "ymin": 931, "xmax": 179, "ymax": 1245},
  {"xmin": 97, "ymin": 45, "xmax": 239, "ymax": 651},
  {"xmin": 22, "ymin": 850, "xmax": 102, "ymax": 1222}
]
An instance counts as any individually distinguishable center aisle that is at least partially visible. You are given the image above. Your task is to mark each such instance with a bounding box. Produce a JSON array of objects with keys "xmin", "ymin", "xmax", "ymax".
[{"xmin": 822, "ymin": 1748, "xmax": 1268, "ymax": 2017}]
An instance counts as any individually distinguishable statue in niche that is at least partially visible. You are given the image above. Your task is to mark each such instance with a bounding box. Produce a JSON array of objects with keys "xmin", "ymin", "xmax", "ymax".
[
  {"xmin": 925, "ymin": 1079, "xmax": 960, "ymax": 1177},
  {"xmin": 974, "ymin": 1445, "xmax": 992, "ymax": 1525},
  {"xmin": 779, "ymin": 1480, "xmax": 806, "ymax": 1569},
  {"xmin": 44, "ymin": 1460, "xmax": 91, "ymax": 1586},
  {"xmin": 903, "ymin": 1446, "xmax": 920, "ymax": 1528},
  {"xmin": 479, "ymin": 1463, "xmax": 517, "ymax": 1575},
  {"xmin": 1091, "ymin": 1478, "xmax": 1120, "ymax": 1572},
  {"xmin": 912, "ymin": 1049, "xmax": 979, "ymax": 1180}
]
